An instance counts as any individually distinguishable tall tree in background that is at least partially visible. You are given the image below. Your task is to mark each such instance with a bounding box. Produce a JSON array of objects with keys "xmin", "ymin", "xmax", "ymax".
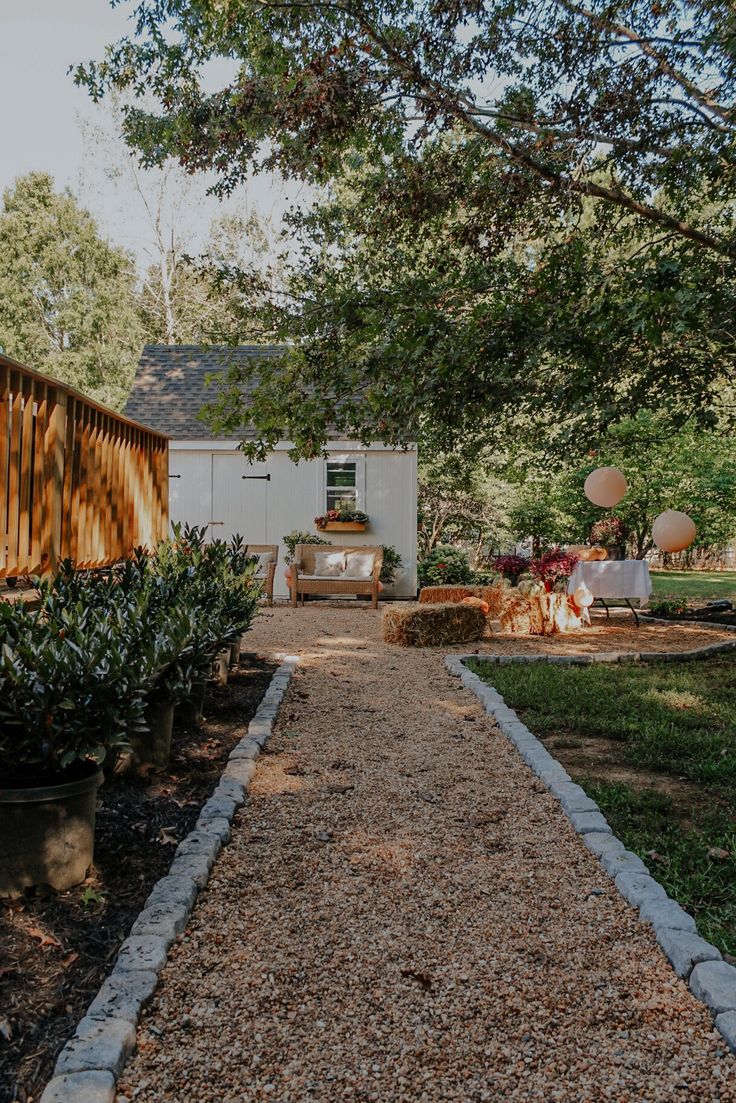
[
  {"xmin": 77, "ymin": 0, "xmax": 736, "ymax": 457},
  {"xmin": 0, "ymin": 173, "xmax": 142, "ymax": 409}
]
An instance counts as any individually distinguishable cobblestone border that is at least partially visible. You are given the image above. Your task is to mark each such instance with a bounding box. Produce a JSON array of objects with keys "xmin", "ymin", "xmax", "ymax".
[
  {"xmin": 40, "ymin": 655, "xmax": 299, "ymax": 1103},
  {"xmin": 445, "ymin": 649, "xmax": 736, "ymax": 1054}
]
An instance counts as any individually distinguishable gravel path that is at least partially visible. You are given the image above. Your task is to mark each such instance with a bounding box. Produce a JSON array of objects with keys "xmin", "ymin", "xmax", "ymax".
[{"xmin": 118, "ymin": 606, "xmax": 736, "ymax": 1102}]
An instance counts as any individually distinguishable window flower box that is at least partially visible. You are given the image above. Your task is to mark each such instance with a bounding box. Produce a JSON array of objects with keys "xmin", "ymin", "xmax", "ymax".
[
  {"xmin": 315, "ymin": 509, "xmax": 369, "ymax": 532},
  {"xmin": 320, "ymin": 520, "xmax": 367, "ymax": 532}
]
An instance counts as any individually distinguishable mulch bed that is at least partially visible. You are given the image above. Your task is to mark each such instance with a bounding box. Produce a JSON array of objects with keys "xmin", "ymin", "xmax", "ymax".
[{"xmin": 0, "ymin": 653, "xmax": 276, "ymax": 1103}]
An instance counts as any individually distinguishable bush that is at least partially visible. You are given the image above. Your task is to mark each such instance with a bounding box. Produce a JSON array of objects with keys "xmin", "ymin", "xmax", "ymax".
[
  {"xmin": 649, "ymin": 596, "xmax": 689, "ymax": 617},
  {"xmin": 0, "ymin": 595, "xmax": 147, "ymax": 782},
  {"xmin": 283, "ymin": 530, "xmax": 328, "ymax": 564},
  {"xmin": 382, "ymin": 602, "xmax": 487, "ymax": 647},
  {"xmin": 380, "ymin": 545, "xmax": 402, "ymax": 586},
  {"xmin": 531, "ymin": 548, "xmax": 580, "ymax": 593},
  {"xmin": 493, "ymin": 554, "xmax": 531, "ymax": 585},
  {"xmin": 418, "ymin": 545, "xmax": 472, "ymax": 587}
]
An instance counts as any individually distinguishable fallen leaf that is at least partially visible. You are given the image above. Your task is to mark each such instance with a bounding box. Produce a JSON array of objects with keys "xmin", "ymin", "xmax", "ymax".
[
  {"xmin": 61, "ymin": 952, "xmax": 79, "ymax": 969},
  {"xmin": 646, "ymin": 850, "xmax": 667, "ymax": 864},
  {"xmin": 27, "ymin": 926, "xmax": 61, "ymax": 949},
  {"xmin": 707, "ymin": 847, "xmax": 730, "ymax": 860},
  {"xmin": 0, "ymin": 1016, "xmax": 12, "ymax": 1041},
  {"xmin": 157, "ymin": 826, "xmax": 179, "ymax": 846}
]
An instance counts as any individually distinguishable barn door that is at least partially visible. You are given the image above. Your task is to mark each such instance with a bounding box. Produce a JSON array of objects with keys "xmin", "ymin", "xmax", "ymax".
[
  {"xmin": 211, "ymin": 454, "xmax": 269, "ymax": 544},
  {"xmin": 168, "ymin": 452, "xmax": 212, "ymax": 536}
]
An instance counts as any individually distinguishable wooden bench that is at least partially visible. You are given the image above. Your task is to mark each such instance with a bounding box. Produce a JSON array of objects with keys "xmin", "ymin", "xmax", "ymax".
[{"xmin": 290, "ymin": 544, "xmax": 383, "ymax": 608}]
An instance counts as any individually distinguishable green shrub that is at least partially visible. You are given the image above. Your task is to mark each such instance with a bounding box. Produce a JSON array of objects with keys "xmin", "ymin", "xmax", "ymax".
[
  {"xmin": 283, "ymin": 530, "xmax": 328, "ymax": 564},
  {"xmin": 380, "ymin": 545, "xmax": 402, "ymax": 586},
  {"xmin": 649, "ymin": 596, "xmax": 689, "ymax": 617},
  {"xmin": 417, "ymin": 545, "xmax": 472, "ymax": 587},
  {"xmin": 0, "ymin": 596, "xmax": 147, "ymax": 781}
]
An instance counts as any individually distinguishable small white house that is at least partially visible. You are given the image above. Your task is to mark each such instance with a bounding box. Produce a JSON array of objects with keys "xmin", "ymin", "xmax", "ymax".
[{"xmin": 125, "ymin": 346, "xmax": 418, "ymax": 599}]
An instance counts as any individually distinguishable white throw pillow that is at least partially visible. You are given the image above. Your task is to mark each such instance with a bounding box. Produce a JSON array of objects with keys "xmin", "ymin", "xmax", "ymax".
[
  {"xmin": 313, "ymin": 551, "xmax": 345, "ymax": 577},
  {"xmin": 255, "ymin": 552, "xmax": 273, "ymax": 574},
  {"xmin": 343, "ymin": 552, "xmax": 374, "ymax": 580}
]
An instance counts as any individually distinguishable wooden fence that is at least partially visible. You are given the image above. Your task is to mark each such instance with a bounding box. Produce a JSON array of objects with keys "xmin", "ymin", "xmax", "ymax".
[{"xmin": 0, "ymin": 354, "xmax": 169, "ymax": 577}]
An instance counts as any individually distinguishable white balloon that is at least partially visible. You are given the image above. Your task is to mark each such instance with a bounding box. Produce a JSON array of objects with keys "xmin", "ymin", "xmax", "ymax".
[
  {"xmin": 574, "ymin": 584, "xmax": 595, "ymax": 608},
  {"xmin": 584, "ymin": 467, "xmax": 628, "ymax": 508},
  {"xmin": 652, "ymin": 510, "xmax": 696, "ymax": 553}
]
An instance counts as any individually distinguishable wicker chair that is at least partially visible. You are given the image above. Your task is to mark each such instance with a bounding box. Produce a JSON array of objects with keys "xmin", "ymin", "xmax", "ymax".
[
  {"xmin": 290, "ymin": 544, "xmax": 383, "ymax": 608},
  {"xmin": 245, "ymin": 544, "xmax": 278, "ymax": 606}
]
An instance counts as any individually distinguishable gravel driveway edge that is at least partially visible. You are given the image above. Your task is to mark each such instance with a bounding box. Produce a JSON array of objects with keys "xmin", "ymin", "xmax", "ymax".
[
  {"xmin": 446, "ymin": 651, "xmax": 736, "ymax": 1053},
  {"xmin": 40, "ymin": 655, "xmax": 299, "ymax": 1103}
]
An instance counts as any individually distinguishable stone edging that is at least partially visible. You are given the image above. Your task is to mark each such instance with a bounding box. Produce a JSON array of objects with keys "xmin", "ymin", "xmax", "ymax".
[
  {"xmin": 445, "ymin": 651, "xmax": 736, "ymax": 1054},
  {"xmin": 40, "ymin": 655, "xmax": 299, "ymax": 1103}
]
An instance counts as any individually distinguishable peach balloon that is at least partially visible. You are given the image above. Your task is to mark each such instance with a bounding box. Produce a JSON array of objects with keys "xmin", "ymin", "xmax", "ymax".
[
  {"xmin": 574, "ymin": 584, "xmax": 595, "ymax": 608},
  {"xmin": 584, "ymin": 467, "xmax": 628, "ymax": 508},
  {"xmin": 652, "ymin": 510, "xmax": 696, "ymax": 553}
]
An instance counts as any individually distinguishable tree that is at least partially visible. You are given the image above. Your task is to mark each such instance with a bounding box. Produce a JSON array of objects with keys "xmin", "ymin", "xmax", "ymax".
[
  {"xmin": 77, "ymin": 0, "xmax": 736, "ymax": 451},
  {"xmin": 0, "ymin": 173, "xmax": 142, "ymax": 409},
  {"xmin": 418, "ymin": 453, "xmax": 501, "ymax": 562},
  {"xmin": 544, "ymin": 413, "xmax": 736, "ymax": 558}
]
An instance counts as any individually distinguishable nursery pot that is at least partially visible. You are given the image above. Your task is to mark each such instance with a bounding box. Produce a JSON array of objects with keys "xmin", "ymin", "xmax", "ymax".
[
  {"xmin": 176, "ymin": 679, "xmax": 206, "ymax": 728},
  {"xmin": 129, "ymin": 696, "xmax": 175, "ymax": 771},
  {"xmin": 605, "ymin": 544, "xmax": 625, "ymax": 561},
  {"xmin": 213, "ymin": 650, "xmax": 229, "ymax": 686},
  {"xmin": 229, "ymin": 634, "xmax": 244, "ymax": 670},
  {"xmin": 0, "ymin": 763, "xmax": 103, "ymax": 896}
]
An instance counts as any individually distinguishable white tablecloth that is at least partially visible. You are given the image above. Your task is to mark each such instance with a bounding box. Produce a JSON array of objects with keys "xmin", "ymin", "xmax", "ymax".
[{"xmin": 567, "ymin": 561, "xmax": 652, "ymax": 603}]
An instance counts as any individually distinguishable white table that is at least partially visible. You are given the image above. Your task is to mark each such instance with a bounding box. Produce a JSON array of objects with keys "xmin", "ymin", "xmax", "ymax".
[{"xmin": 567, "ymin": 561, "xmax": 652, "ymax": 625}]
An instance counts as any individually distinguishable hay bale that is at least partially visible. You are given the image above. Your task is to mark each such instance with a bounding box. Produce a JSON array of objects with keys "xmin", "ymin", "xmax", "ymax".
[
  {"xmin": 419, "ymin": 583, "xmax": 504, "ymax": 610},
  {"xmin": 499, "ymin": 590, "xmax": 584, "ymax": 635},
  {"xmin": 382, "ymin": 602, "xmax": 488, "ymax": 647}
]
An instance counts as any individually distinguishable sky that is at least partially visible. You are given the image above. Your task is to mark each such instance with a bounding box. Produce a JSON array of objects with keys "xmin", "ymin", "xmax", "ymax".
[{"xmin": 0, "ymin": 0, "xmax": 306, "ymax": 271}]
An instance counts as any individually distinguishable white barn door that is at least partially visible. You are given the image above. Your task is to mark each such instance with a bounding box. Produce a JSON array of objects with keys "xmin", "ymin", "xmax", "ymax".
[
  {"xmin": 211, "ymin": 454, "xmax": 269, "ymax": 543},
  {"xmin": 169, "ymin": 452, "xmax": 212, "ymax": 535}
]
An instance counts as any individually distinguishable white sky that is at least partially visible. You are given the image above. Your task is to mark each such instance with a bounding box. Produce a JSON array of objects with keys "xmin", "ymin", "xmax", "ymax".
[{"xmin": 0, "ymin": 0, "xmax": 309, "ymax": 271}]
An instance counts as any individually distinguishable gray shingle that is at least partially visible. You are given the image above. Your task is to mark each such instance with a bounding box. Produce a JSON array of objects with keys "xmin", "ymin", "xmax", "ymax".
[{"xmin": 124, "ymin": 345, "xmax": 284, "ymax": 440}]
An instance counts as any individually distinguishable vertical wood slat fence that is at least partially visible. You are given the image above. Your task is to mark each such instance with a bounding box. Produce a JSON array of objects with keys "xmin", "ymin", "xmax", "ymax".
[{"xmin": 0, "ymin": 354, "xmax": 169, "ymax": 577}]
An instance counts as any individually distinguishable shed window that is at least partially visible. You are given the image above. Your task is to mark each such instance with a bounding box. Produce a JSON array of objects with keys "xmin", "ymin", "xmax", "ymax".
[{"xmin": 326, "ymin": 461, "xmax": 358, "ymax": 512}]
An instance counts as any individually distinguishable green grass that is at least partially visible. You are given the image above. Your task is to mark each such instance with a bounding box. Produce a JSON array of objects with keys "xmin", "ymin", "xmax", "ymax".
[
  {"xmin": 468, "ymin": 656, "xmax": 736, "ymax": 955},
  {"xmin": 650, "ymin": 569, "xmax": 736, "ymax": 604}
]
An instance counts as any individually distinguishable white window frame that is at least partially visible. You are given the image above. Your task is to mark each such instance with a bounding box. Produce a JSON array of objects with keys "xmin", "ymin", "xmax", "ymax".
[{"xmin": 322, "ymin": 454, "xmax": 366, "ymax": 513}]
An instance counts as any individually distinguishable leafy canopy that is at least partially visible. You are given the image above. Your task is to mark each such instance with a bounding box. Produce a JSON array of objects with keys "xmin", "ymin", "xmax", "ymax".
[{"xmin": 77, "ymin": 0, "xmax": 736, "ymax": 452}]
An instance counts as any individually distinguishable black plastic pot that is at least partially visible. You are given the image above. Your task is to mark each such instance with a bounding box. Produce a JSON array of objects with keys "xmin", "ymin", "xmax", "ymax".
[
  {"xmin": 213, "ymin": 650, "xmax": 229, "ymax": 686},
  {"xmin": 605, "ymin": 545, "xmax": 625, "ymax": 561},
  {"xmin": 0, "ymin": 763, "xmax": 103, "ymax": 896},
  {"xmin": 176, "ymin": 679, "xmax": 206, "ymax": 728},
  {"xmin": 129, "ymin": 697, "xmax": 175, "ymax": 771},
  {"xmin": 229, "ymin": 634, "xmax": 244, "ymax": 669}
]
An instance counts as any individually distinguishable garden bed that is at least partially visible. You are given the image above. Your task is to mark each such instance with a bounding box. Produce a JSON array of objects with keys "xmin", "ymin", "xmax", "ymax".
[
  {"xmin": 0, "ymin": 655, "xmax": 276, "ymax": 1103},
  {"xmin": 468, "ymin": 655, "xmax": 736, "ymax": 959}
]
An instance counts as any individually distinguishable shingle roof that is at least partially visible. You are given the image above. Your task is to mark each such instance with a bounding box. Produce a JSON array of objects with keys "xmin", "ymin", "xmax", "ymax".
[{"xmin": 125, "ymin": 345, "xmax": 284, "ymax": 440}]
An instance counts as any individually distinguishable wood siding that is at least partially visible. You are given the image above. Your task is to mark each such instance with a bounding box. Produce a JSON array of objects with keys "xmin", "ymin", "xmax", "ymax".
[
  {"xmin": 0, "ymin": 354, "xmax": 169, "ymax": 576},
  {"xmin": 168, "ymin": 443, "xmax": 418, "ymax": 597}
]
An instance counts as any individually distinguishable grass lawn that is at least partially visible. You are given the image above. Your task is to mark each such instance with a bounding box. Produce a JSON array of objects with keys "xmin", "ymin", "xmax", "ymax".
[
  {"xmin": 650, "ymin": 569, "xmax": 736, "ymax": 604},
  {"xmin": 468, "ymin": 656, "xmax": 736, "ymax": 956}
]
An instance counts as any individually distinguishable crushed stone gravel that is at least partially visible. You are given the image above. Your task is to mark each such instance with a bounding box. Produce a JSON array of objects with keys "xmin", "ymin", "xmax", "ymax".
[{"xmin": 117, "ymin": 605, "xmax": 736, "ymax": 1102}]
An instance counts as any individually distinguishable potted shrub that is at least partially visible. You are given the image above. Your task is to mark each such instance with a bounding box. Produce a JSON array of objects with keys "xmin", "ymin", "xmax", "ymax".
[
  {"xmin": 0, "ymin": 595, "xmax": 147, "ymax": 895},
  {"xmin": 492, "ymin": 554, "xmax": 531, "ymax": 587},
  {"xmin": 590, "ymin": 517, "xmax": 628, "ymax": 560}
]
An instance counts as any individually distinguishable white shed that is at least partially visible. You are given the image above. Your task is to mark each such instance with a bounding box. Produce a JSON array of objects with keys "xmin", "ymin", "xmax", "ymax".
[{"xmin": 125, "ymin": 346, "xmax": 418, "ymax": 599}]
